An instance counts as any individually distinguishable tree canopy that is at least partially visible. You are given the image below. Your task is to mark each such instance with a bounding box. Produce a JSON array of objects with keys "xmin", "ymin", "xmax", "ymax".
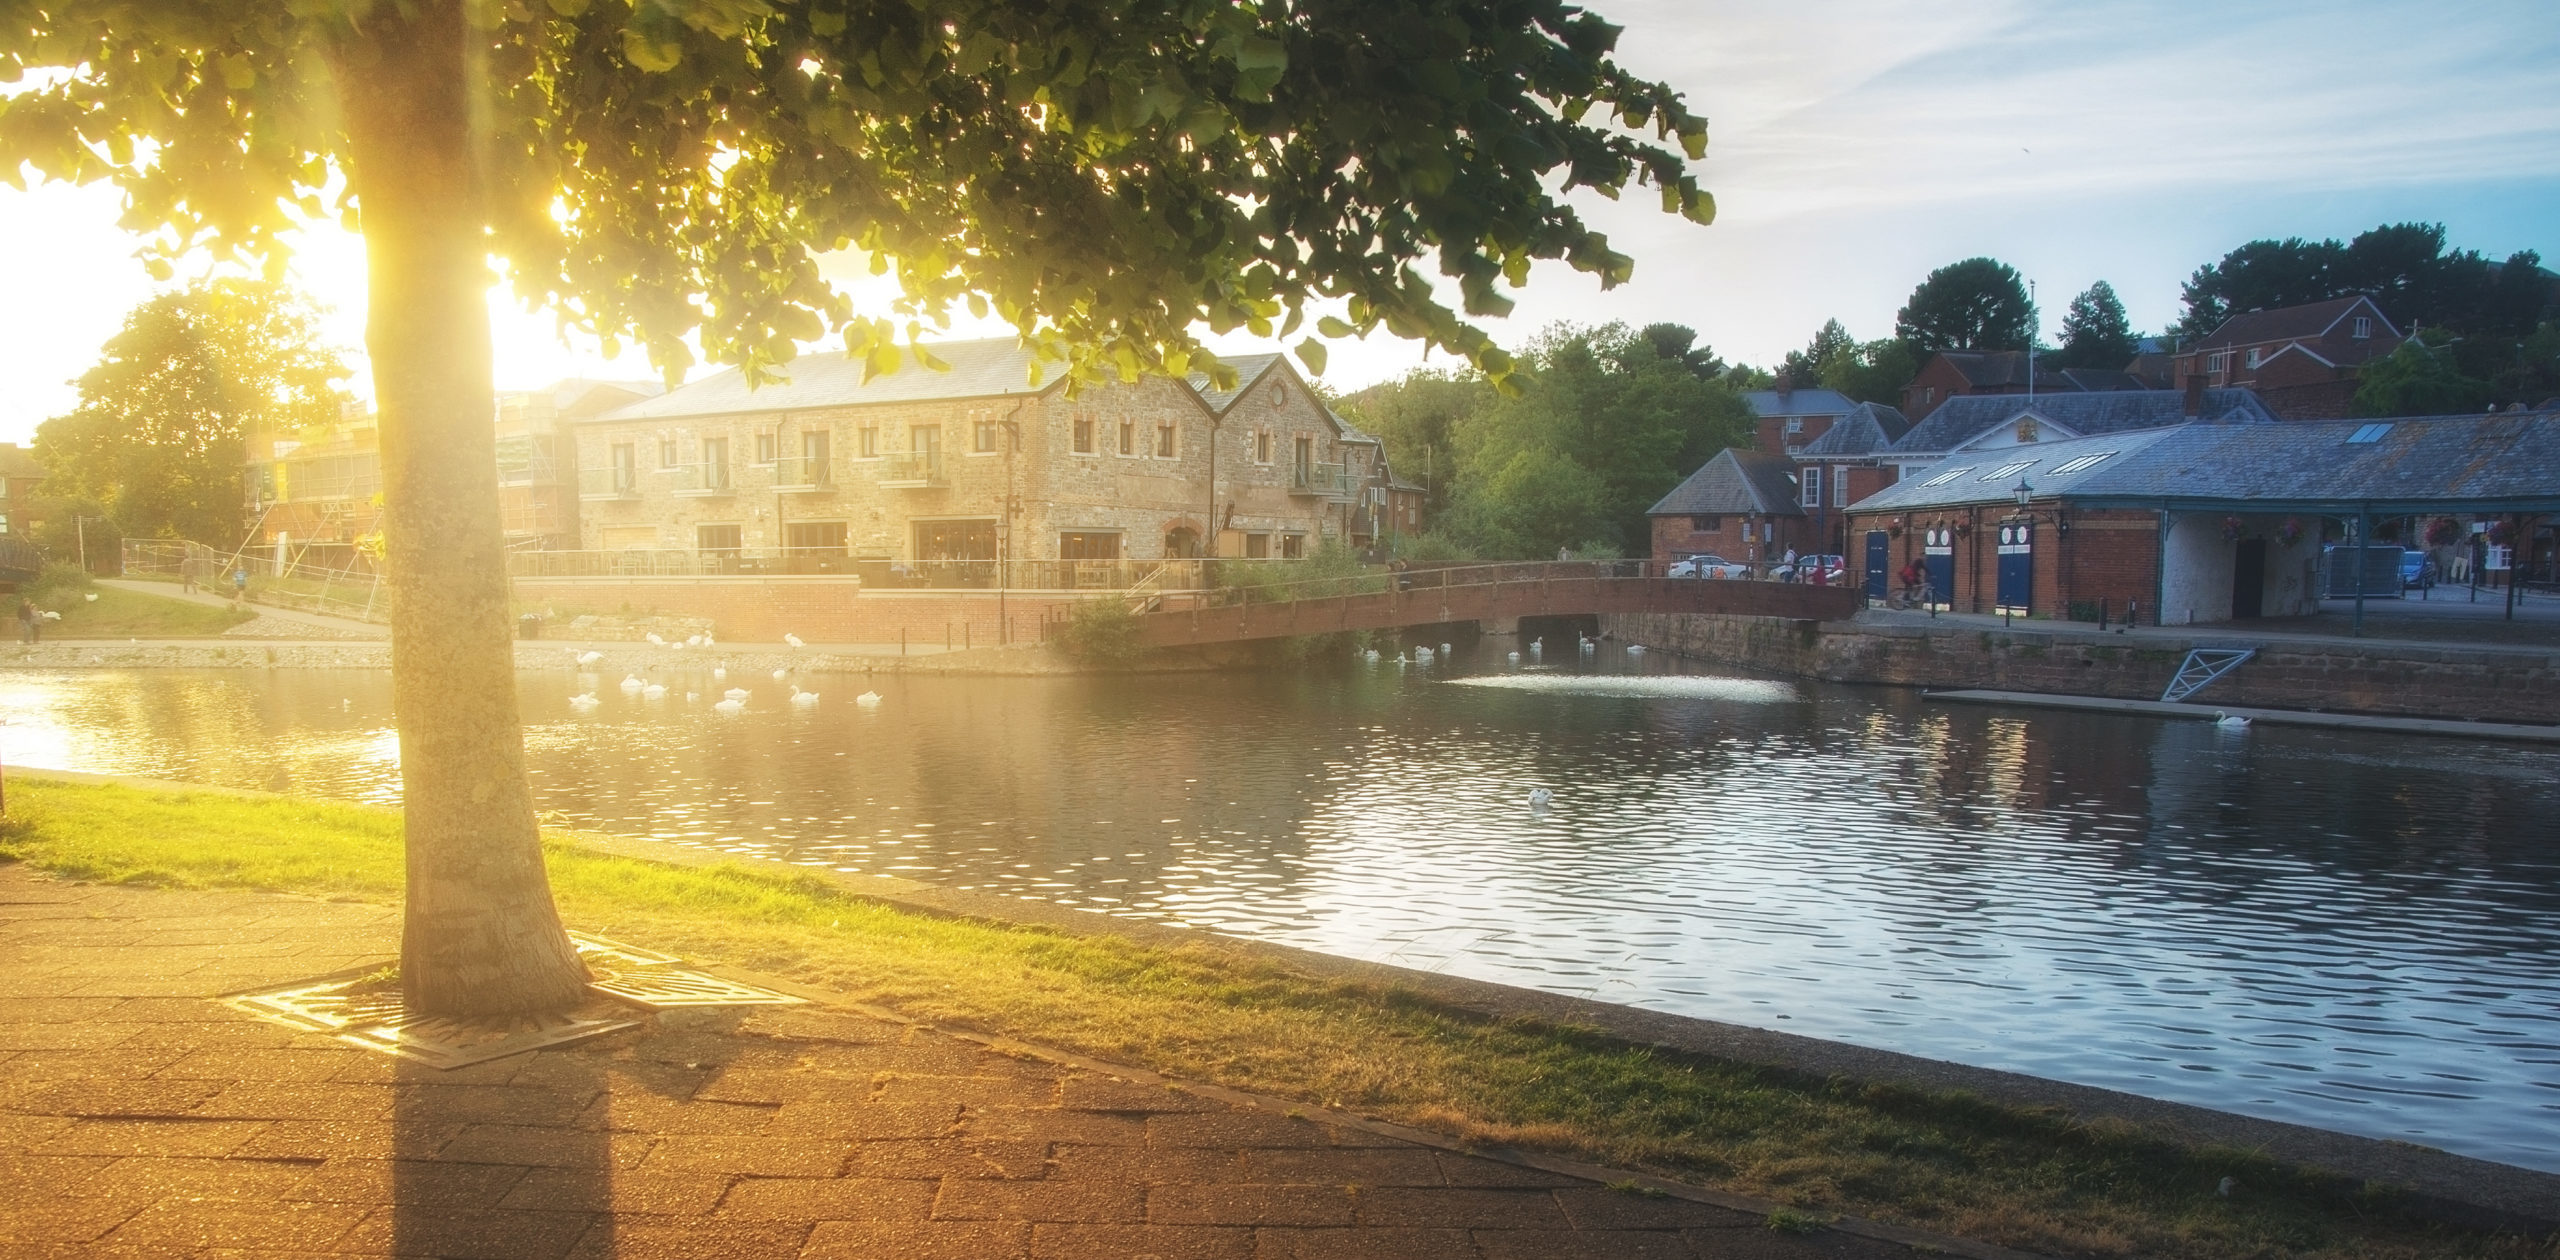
[
  {"xmin": 35, "ymin": 279, "xmax": 350, "ymax": 547},
  {"xmin": 1894, "ymin": 257, "xmax": 2035, "ymax": 354},
  {"xmin": 1445, "ymin": 322, "xmax": 1752, "ymax": 557},
  {"xmin": 2053, "ymin": 280, "xmax": 2135, "ymax": 370},
  {"xmin": 0, "ymin": 0, "xmax": 1712, "ymax": 390},
  {"xmin": 2174, "ymin": 222, "xmax": 2552, "ymax": 339}
]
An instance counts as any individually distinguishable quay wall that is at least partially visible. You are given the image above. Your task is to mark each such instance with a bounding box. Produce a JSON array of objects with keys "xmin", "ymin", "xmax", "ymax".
[
  {"xmin": 510, "ymin": 576, "xmax": 1098, "ymax": 649},
  {"xmin": 1600, "ymin": 612, "xmax": 2560, "ymax": 724}
]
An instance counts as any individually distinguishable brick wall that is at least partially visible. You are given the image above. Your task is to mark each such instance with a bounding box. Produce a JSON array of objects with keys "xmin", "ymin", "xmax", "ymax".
[
  {"xmin": 1650, "ymin": 513, "xmax": 1816, "ymax": 565},
  {"xmin": 514, "ymin": 577, "xmax": 1099, "ymax": 647},
  {"xmin": 1846, "ymin": 506, "xmax": 2162, "ymax": 621},
  {"xmin": 1601, "ymin": 612, "xmax": 2560, "ymax": 723}
]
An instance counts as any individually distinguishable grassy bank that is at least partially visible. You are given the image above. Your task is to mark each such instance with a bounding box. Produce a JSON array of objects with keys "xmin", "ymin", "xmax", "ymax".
[
  {"xmin": 0, "ymin": 777, "xmax": 2542, "ymax": 1260},
  {"xmin": 30, "ymin": 584, "xmax": 254, "ymax": 638}
]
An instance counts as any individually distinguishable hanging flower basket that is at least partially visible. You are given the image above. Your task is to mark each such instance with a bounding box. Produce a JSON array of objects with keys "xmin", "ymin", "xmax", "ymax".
[
  {"xmin": 1952, "ymin": 521, "xmax": 1973, "ymax": 539},
  {"xmin": 2425, "ymin": 517, "xmax": 2462, "ymax": 547},
  {"xmin": 2220, "ymin": 515, "xmax": 2244, "ymax": 542},
  {"xmin": 2275, "ymin": 517, "xmax": 2304, "ymax": 545},
  {"xmin": 2488, "ymin": 520, "xmax": 2515, "ymax": 546},
  {"xmin": 1888, "ymin": 518, "xmax": 1906, "ymax": 538}
]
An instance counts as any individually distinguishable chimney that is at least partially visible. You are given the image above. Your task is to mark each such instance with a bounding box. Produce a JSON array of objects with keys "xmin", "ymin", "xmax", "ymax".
[
  {"xmin": 1774, "ymin": 371, "xmax": 1793, "ymax": 402},
  {"xmin": 2182, "ymin": 374, "xmax": 2206, "ymax": 418}
]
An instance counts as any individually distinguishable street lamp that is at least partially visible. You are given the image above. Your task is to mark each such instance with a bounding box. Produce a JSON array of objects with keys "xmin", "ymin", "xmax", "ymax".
[{"xmin": 2013, "ymin": 477, "xmax": 2033, "ymax": 511}]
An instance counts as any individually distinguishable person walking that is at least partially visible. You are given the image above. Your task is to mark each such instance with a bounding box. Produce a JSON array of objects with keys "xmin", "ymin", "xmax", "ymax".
[
  {"xmin": 16, "ymin": 597, "xmax": 37, "ymax": 644},
  {"xmin": 230, "ymin": 566, "xmax": 249, "ymax": 606}
]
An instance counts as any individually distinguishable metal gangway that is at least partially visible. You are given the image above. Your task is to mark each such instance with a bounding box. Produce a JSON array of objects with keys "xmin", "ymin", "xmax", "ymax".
[{"xmin": 2161, "ymin": 647, "xmax": 2257, "ymax": 703}]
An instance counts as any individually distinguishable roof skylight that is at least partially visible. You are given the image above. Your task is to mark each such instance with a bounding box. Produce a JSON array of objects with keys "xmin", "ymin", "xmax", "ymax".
[
  {"xmin": 2346, "ymin": 423, "xmax": 2393, "ymax": 444},
  {"xmin": 2050, "ymin": 451, "xmax": 2116, "ymax": 475},
  {"xmin": 1981, "ymin": 460, "xmax": 2037, "ymax": 482},
  {"xmin": 1919, "ymin": 465, "xmax": 1977, "ymax": 487}
]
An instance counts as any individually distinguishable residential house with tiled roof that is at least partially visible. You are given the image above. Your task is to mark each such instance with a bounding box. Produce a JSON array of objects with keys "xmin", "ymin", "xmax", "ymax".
[
  {"xmin": 1898, "ymin": 350, "xmax": 2158, "ymax": 422},
  {"xmin": 1887, "ymin": 385, "xmax": 2276, "ymax": 471},
  {"xmin": 1645, "ymin": 448, "xmax": 1809, "ymax": 567},
  {"xmin": 573, "ymin": 339, "xmax": 1365, "ymax": 578},
  {"xmin": 1792, "ymin": 401, "xmax": 1911, "ymax": 553},
  {"xmin": 1742, "ymin": 378, "xmax": 1857, "ymax": 457},
  {"xmin": 2170, "ymin": 296, "xmax": 2403, "ymax": 419}
]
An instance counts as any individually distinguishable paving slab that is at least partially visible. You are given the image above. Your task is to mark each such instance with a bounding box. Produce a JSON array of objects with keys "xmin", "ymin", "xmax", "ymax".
[{"xmin": 0, "ymin": 862, "xmax": 2029, "ymax": 1259}]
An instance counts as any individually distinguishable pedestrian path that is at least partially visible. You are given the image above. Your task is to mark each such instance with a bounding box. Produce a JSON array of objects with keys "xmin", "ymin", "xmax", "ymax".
[
  {"xmin": 99, "ymin": 579, "xmax": 388, "ymax": 640},
  {"xmin": 0, "ymin": 865, "xmax": 1991, "ymax": 1260}
]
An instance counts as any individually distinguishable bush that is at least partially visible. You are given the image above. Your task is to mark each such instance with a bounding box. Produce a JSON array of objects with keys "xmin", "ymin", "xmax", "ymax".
[
  {"xmin": 25, "ymin": 562, "xmax": 95, "ymax": 604},
  {"xmin": 1059, "ymin": 596, "xmax": 1147, "ymax": 667},
  {"xmin": 1391, "ymin": 530, "xmax": 1475, "ymax": 565},
  {"xmin": 1214, "ymin": 540, "xmax": 1384, "ymax": 604}
]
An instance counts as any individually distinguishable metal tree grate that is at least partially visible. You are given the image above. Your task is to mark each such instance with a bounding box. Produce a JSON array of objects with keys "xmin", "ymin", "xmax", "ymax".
[
  {"xmin": 223, "ymin": 932, "xmax": 803, "ymax": 1069},
  {"xmin": 2161, "ymin": 647, "xmax": 2258, "ymax": 703}
]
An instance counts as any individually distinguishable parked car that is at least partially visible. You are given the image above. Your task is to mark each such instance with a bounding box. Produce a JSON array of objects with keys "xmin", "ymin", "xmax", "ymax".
[
  {"xmin": 2400, "ymin": 550, "xmax": 2437, "ymax": 591},
  {"xmin": 1666, "ymin": 554, "xmax": 1751, "ymax": 579},
  {"xmin": 1779, "ymin": 553, "xmax": 1849, "ymax": 585}
]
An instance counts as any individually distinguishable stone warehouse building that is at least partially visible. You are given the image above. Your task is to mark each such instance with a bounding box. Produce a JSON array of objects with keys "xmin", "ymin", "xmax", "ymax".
[{"xmin": 569, "ymin": 339, "xmax": 1382, "ymax": 581}]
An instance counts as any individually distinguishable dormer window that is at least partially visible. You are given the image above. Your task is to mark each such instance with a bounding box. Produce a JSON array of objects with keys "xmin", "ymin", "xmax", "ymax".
[
  {"xmin": 2207, "ymin": 351, "xmax": 2231, "ymax": 375},
  {"xmin": 2352, "ymin": 316, "xmax": 2373, "ymax": 339},
  {"xmin": 1784, "ymin": 417, "xmax": 1804, "ymax": 435}
]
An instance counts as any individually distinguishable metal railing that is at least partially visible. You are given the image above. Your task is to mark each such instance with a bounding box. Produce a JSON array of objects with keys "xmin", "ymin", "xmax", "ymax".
[
  {"xmin": 122, "ymin": 538, "xmax": 388, "ymax": 624},
  {"xmin": 667, "ymin": 461, "xmax": 734, "ymax": 495},
  {"xmin": 1289, "ymin": 461, "xmax": 1359, "ymax": 499},
  {"xmin": 576, "ymin": 466, "xmax": 639, "ymax": 499},
  {"xmin": 772, "ymin": 455, "xmax": 833, "ymax": 491},
  {"xmin": 503, "ymin": 550, "xmax": 1210, "ymax": 590},
  {"xmin": 877, "ymin": 451, "xmax": 945, "ymax": 487}
]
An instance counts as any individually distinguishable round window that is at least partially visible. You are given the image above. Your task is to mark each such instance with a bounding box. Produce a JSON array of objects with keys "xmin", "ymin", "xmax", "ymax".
[{"xmin": 1269, "ymin": 382, "xmax": 1287, "ymax": 406}]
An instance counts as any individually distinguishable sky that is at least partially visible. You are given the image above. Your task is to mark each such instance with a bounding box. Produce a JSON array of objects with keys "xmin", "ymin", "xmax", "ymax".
[{"xmin": 0, "ymin": 0, "xmax": 2553, "ymax": 443}]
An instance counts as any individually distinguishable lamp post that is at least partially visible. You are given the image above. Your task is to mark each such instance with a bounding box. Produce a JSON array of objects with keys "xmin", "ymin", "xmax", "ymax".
[{"xmin": 2005, "ymin": 478, "xmax": 2032, "ymax": 626}]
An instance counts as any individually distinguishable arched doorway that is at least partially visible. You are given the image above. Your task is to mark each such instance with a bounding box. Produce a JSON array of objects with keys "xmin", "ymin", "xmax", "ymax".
[{"xmin": 1164, "ymin": 526, "xmax": 1202, "ymax": 558}]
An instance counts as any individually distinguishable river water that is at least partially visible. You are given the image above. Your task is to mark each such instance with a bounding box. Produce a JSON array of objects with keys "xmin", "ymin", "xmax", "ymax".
[{"xmin": 3, "ymin": 653, "xmax": 2554, "ymax": 1173}]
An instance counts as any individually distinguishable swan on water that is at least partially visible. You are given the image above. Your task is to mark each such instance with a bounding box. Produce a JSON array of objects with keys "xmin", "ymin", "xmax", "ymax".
[
  {"xmin": 713, "ymin": 696, "xmax": 745, "ymax": 715},
  {"xmin": 784, "ymin": 632, "xmax": 806, "ymax": 648},
  {"xmin": 1506, "ymin": 650, "xmax": 1520, "ymax": 664},
  {"xmin": 712, "ymin": 664, "xmax": 727, "ymax": 681},
  {"xmin": 2213, "ymin": 712, "xmax": 2252, "ymax": 730},
  {"xmin": 1363, "ymin": 648, "xmax": 1381, "ymax": 662},
  {"xmin": 1626, "ymin": 644, "xmax": 1645, "ymax": 657},
  {"xmin": 618, "ymin": 674, "xmax": 646, "ymax": 693},
  {"xmin": 790, "ymin": 687, "xmax": 820, "ymax": 707},
  {"xmin": 641, "ymin": 683, "xmax": 667, "ymax": 700},
  {"xmin": 567, "ymin": 692, "xmax": 601, "ymax": 712},
  {"xmin": 723, "ymin": 687, "xmax": 751, "ymax": 701},
  {"xmin": 855, "ymin": 691, "xmax": 883, "ymax": 708},
  {"xmin": 645, "ymin": 632, "xmax": 666, "ymax": 646},
  {"xmin": 772, "ymin": 667, "xmax": 790, "ymax": 681},
  {"xmin": 1528, "ymin": 787, "xmax": 1552, "ymax": 809},
  {"xmin": 575, "ymin": 650, "xmax": 604, "ymax": 667}
]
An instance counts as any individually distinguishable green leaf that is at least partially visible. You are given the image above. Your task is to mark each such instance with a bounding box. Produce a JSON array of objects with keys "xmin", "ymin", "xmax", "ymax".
[
  {"xmin": 1316, "ymin": 315, "xmax": 1355, "ymax": 338},
  {"xmin": 620, "ymin": 28, "xmax": 682, "ymax": 73},
  {"xmin": 1294, "ymin": 338, "xmax": 1326, "ymax": 376}
]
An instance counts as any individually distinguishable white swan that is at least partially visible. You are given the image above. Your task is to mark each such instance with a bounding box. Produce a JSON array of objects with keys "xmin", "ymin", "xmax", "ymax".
[
  {"xmin": 1506, "ymin": 650, "xmax": 1521, "ymax": 664},
  {"xmin": 790, "ymin": 687, "xmax": 819, "ymax": 707},
  {"xmin": 772, "ymin": 667, "xmax": 790, "ymax": 681},
  {"xmin": 713, "ymin": 696, "xmax": 745, "ymax": 715},
  {"xmin": 854, "ymin": 691, "xmax": 883, "ymax": 708},
  {"xmin": 1626, "ymin": 644, "xmax": 1645, "ymax": 657},
  {"xmin": 1440, "ymin": 642, "xmax": 1452, "ymax": 656},
  {"xmin": 1528, "ymin": 787, "xmax": 1553, "ymax": 809},
  {"xmin": 575, "ymin": 650, "xmax": 604, "ymax": 667},
  {"xmin": 567, "ymin": 692, "xmax": 600, "ymax": 713},
  {"xmin": 645, "ymin": 632, "xmax": 666, "ymax": 646},
  {"xmin": 641, "ymin": 683, "xmax": 667, "ymax": 700},
  {"xmin": 2213, "ymin": 711, "xmax": 2252, "ymax": 730},
  {"xmin": 1363, "ymin": 648, "xmax": 1380, "ymax": 663},
  {"xmin": 712, "ymin": 664, "xmax": 727, "ymax": 681},
  {"xmin": 618, "ymin": 673, "xmax": 646, "ymax": 693},
  {"xmin": 723, "ymin": 687, "xmax": 751, "ymax": 702},
  {"xmin": 784, "ymin": 632, "xmax": 805, "ymax": 648}
]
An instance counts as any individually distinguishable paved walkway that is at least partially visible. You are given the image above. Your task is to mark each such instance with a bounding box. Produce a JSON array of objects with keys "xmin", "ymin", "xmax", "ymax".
[
  {"xmin": 0, "ymin": 865, "xmax": 1954, "ymax": 1260},
  {"xmin": 99, "ymin": 579, "xmax": 389, "ymax": 641}
]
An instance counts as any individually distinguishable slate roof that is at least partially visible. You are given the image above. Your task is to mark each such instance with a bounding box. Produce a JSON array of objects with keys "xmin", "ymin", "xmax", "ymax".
[
  {"xmin": 1744, "ymin": 386, "xmax": 1858, "ymax": 419},
  {"xmin": 1854, "ymin": 410, "xmax": 2560, "ymax": 515},
  {"xmin": 1892, "ymin": 388, "xmax": 2274, "ymax": 457},
  {"xmin": 2191, "ymin": 296, "xmax": 2396, "ymax": 350},
  {"xmin": 1934, "ymin": 350, "xmax": 2036, "ymax": 389},
  {"xmin": 1847, "ymin": 428, "xmax": 2192, "ymax": 513},
  {"xmin": 1648, "ymin": 449, "xmax": 1804, "ymax": 517},
  {"xmin": 1795, "ymin": 402, "xmax": 1910, "ymax": 458},
  {"xmin": 1189, "ymin": 353, "xmax": 1285, "ymax": 414},
  {"xmin": 2061, "ymin": 410, "xmax": 2560, "ymax": 512},
  {"xmin": 602, "ymin": 339, "xmax": 1059, "ymax": 420},
  {"xmin": 2054, "ymin": 368, "xmax": 2150, "ymax": 392}
]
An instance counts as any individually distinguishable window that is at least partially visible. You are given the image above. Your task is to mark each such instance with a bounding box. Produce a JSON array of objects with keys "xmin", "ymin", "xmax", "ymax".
[
  {"xmin": 1784, "ymin": 416, "xmax": 1804, "ymax": 435},
  {"xmin": 800, "ymin": 429, "xmax": 832, "ymax": 484},
  {"xmin": 1293, "ymin": 435, "xmax": 1314, "ymax": 481},
  {"xmin": 1155, "ymin": 421, "xmax": 1177, "ymax": 458},
  {"xmin": 1279, "ymin": 534, "xmax": 1304, "ymax": 559},
  {"xmin": 658, "ymin": 436, "xmax": 679, "ymax": 468},
  {"xmin": 2346, "ymin": 422, "xmax": 2394, "ymax": 444},
  {"xmin": 910, "ymin": 425, "xmax": 940, "ymax": 460},
  {"xmin": 610, "ymin": 442, "xmax": 637, "ymax": 491},
  {"xmin": 1834, "ymin": 465, "xmax": 1851, "ymax": 508},
  {"xmin": 1073, "ymin": 415, "xmax": 1094, "ymax": 454},
  {"xmin": 858, "ymin": 425, "xmax": 878, "ymax": 458},
  {"xmin": 1801, "ymin": 469, "xmax": 1821, "ymax": 508},
  {"xmin": 1059, "ymin": 531, "xmax": 1121, "ymax": 560},
  {"xmin": 755, "ymin": 428, "xmax": 778, "ymax": 464},
  {"xmin": 1244, "ymin": 533, "xmax": 1269, "ymax": 558},
  {"xmin": 1919, "ymin": 465, "xmax": 1977, "ymax": 488},
  {"xmin": 1981, "ymin": 460, "xmax": 2037, "ymax": 482},
  {"xmin": 1690, "ymin": 514, "xmax": 1722, "ymax": 532},
  {"xmin": 2245, "ymin": 348, "xmax": 2263, "ymax": 369},
  {"xmin": 2049, "ymin": 451, "xmax": 2116, "ymax": 475},
  {"xmin": 2352, "ymin": 316, "xmax": 2373, "ymax": 339},
  {"xmin": 1254, "ymin": 430, "xmax": 1273, "ymax": 463},
  {"xmin": 696, "ymin": 523, "xmax": 742, "ymax": 554},
  {"xmin": 782, "ymin": 520, "xmax": 847, "ymax": 554},
  {"xmin": 973, "ymin": 416, "xmax": 998, "ymax": 453},
  {"xmin": 700, "ymin": 435, "xmax": 729, "ymax": 489},
  {"xmin": 1118, "ymin": 419, "xmax": 1135, "ymax": 455},
  {"xmin": 0, "ymin": 514, "xmax": 10, "ymax": 534},
  {"xmin": 2207, "ymin": 351, "xmax": 2231, "ymax": 375}
]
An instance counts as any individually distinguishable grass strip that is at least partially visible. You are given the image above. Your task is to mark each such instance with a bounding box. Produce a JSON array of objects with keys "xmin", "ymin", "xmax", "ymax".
[
  {"xmin": 34, "ymin": 585, "xmax": 256, "ymax": 639},
  {"xmin": 0, "ymin": 776, "xmax": 2542, "ymax": 1260}
]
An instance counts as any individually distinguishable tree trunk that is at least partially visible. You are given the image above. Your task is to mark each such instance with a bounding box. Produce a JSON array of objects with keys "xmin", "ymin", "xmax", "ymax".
[{"xmin": 333, "ymin": 3, "xmax": 591, "ymax": 1018}]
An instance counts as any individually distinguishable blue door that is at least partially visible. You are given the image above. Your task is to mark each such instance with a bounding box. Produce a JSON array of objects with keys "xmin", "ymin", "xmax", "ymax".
[
  {"xmin": 1995, "ymin": 520, "xmax": 2033, "ymax": 615},
  {"xmin": 1922, "ymin": 528, "xmax": 1954, "ymax": 610},
  {"xmin": 1863, "ymin": 531, "xmax": 1890, "ymax": 601}
]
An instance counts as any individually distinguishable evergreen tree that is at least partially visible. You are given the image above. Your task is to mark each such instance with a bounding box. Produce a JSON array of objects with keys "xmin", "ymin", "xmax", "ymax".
[
  {"xmin": 1780, "ymin": 319, "xmax": 1858, "ymax": 385},
  {"xmin": 2054, "ymin": 281, "xmax": 2137, "ymax": 369},
  {"xmin": 1894, "ymin": 258, "xmax": 2036, "ymax": 353}
]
